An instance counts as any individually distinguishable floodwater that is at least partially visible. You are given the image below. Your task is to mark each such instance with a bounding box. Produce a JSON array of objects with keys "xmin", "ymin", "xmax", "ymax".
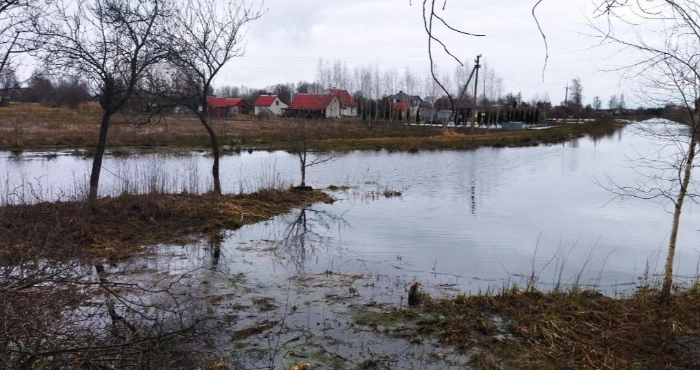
[{"xmin": 4, "ymin": 120, "xmax": 700, "ymax": 368}]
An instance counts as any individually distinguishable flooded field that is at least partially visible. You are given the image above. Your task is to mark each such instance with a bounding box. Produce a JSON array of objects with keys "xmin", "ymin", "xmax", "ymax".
[{"xmin": 3, "ymin": 120, "xmax": 700, "ymax": 367}]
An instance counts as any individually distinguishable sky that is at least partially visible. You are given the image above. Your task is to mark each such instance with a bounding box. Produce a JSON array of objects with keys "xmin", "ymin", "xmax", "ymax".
[{"xmin": 212, "ymin": 0, "xmax": 635, "ymax": 107}]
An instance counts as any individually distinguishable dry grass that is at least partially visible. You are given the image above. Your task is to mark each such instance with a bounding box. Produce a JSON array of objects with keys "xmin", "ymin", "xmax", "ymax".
[
  {"xmin": 0, "ymin": 188, "xmax": 333, "ymax": 261},
  {"xmin": 360, "ymin": 287, "xmax": 700, "ymax": 369},
  {"xmin": 0, "ymin": 103, "xmax": 626, "ymax": 152}
]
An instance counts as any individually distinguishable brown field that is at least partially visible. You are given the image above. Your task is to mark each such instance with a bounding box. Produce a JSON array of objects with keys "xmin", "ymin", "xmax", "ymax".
[
  {"xmin": 0, "ymin": 102, "xmax": 625, "ymax": 152},
  {"xmin": 0, "ymin": 188, "xmax": 333, "ymax": 261}
]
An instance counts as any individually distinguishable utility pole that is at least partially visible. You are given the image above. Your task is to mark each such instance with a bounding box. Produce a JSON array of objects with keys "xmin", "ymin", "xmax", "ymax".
[
  {"xmin": 564, "ymin": 83, "xmax": 569, "ymax": 120},
  {"xmin": 471, "ymin": 54, "xmax": 482, "ymax": 132}
]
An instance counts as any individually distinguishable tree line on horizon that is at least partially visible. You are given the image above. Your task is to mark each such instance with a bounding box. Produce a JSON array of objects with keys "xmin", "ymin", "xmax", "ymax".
[{"xmin": 2, "ymin": 57, "xmax": 657, "ymax": 120}]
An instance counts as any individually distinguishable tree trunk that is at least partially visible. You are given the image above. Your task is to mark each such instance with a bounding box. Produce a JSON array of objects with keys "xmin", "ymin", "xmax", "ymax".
[
  {"xmin": 200, "ymin": 116, "xmax": 222, "ymax": 195},
  {"xmin": 300, "ymin": 154, "xmax": 306, "ymax": 187},
  {"xmin": 88, "ymin": 112, "xmax": 112, "ymax": 209},
  {"xmin": 661, "ymin": 134, "xmax": 697, "ymax": 303}
]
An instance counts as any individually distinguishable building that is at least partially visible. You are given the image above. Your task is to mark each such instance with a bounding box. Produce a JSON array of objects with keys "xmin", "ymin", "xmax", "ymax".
[
  {"xmin": 286, "ymin": 94, "xmax": 341, "ymax": 119},
  {"xmin": 389, "ymin": 91, "xmax": 424, "ymax": 122},
  {"xmin": 253, "ymin": 95, "xmax": 288, "ymax": 116},
  {"xmin": 326, "ymin": 88, "xmax": 358, "ymax": 117},
  {"xmin": 206, "ymin": 97, "xmax": 250, "ymax": 118},
  {"xmin": 420, "ymin": 109, "xmax": 454, "ymax": 125}
]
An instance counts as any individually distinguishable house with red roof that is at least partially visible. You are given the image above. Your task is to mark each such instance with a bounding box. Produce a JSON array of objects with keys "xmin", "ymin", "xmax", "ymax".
[
  {"xmin": 286, "ymin": 94, "xmax": 341, "ymax": 119},
  {"xmin": 389, "ymin": 91, "xmax": 424, "ymax": 122},
  {"xmin": 206, "ymin": 97, "xmax": 249, "ymax": 118},
  {"xmin": 326, "ymin": 88, "xmax": 358, "ymax": 117},
  {"xmin": 253, "ymin": 95, "xmax": 287, "ymax": 116}
]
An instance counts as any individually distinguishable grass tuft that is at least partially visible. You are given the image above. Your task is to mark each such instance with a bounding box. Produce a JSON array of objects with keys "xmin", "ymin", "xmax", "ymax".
[{"xmin": 353, "ymin": 285, "xmax": 700, "ymax": 369}]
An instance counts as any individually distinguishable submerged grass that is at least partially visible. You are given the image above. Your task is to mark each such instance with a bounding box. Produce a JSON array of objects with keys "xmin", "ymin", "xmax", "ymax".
[
  {"xmin": 0, "ymin": 189, "xmax": 333, "ymax": 261},
  {"xmin": 353, "ymin": 285, "xmax": 700, "ymax": 369}
]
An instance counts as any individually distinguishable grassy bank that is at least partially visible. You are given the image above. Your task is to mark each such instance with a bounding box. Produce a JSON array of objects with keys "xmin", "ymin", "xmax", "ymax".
[
  {"xmin": 289, "ymin": 120, "xmax": 623, "ymax": 152},
  {"xmin": 1, "ymin": 103, "xmax": 627, "ymax": 153},
  {"xmin": 0, "ymin": 188, "xmax": 333, "ymax": 261},
  {"xmin": 354, "ymin": 285, "xmax": 700, "ymax": 369}
]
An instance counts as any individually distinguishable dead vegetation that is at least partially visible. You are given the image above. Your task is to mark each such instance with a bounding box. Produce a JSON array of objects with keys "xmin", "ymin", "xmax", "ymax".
[
  {"xmin": 354, "ymin": 285, "xmax": 700, "ymax": 369},
  {"xmin": 0, "ymin": 188, "xmax": 334, "ymax": 261},
  {"xmin": 0, "ymin": 103, "xmax": 625, "ymax": 153}
]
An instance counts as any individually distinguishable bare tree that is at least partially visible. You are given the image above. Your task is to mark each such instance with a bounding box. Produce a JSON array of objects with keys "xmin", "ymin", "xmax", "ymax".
[
  {"xmin": 0, "ymin": 252, "xmax": 201, "ymax": 368},
  {"xmin": 315, "ymin": 58, "xmax": 331, "ymax": 90},
  {"xmin": 591, "ymin": 0, "xmax": 700, "ymax": 302},
  {"xmin": 288, "ymin": 120, "xmax": 338, "ymax": 189},
  {"xmin": 216, "ymin": 85, "xmax": 240, "ymax": 98},
  {"xmin": 618, "ymin": 93, "xmax": 626, "ymax": 110},
  {"xmin": 0, "ymin": 66, "xmax": 18, "ymax": 97},
  {"xmin": 0, "ymin": 0, "xmax": 45, "ymax": 94},
  {"xmin": 55, "ymin": 74, "xmax": 92, "ymax": 109},
  {"xmin": 419, "ymin": 0, "xmax": 547, "ymax": 129},
  {"xmin": 419, "ymin": 1, "xmax": 480, "ymax": 129},
  {"xmin": 593, "ymin": 96, "xmax": 602, "ymax": 110},
  {"xmin": 167, "ymin": 0, "xmax": 264, "ymax": 195},
  {"xmin": 39, "ymin": 0, "xmax": 172, "ymax": 208},
  {"xmin": 570, "ymin": 77, "xmax": 584, "ymax": 108}
]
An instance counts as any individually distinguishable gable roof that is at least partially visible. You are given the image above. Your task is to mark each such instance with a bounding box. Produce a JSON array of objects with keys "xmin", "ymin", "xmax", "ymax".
[
  {"xmin": 391, "ymin": 91, "xmax": 422, "ymax": 106},
  {"xmin": 207, "ymin": 97, "xmax": 248, "ymax": 108},
  {"xmin": 288, "ymin": 94, "xmax": 337, "ymax": 110},
  {"xmin": 254, "ymin": 95, "xmax": 279, "ymax": 107},
  {"xmin": 327, "ymin": 89, "xmax": 357, "ymax": 108}
]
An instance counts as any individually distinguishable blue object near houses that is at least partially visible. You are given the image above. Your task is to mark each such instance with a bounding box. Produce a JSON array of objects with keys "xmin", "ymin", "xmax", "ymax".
[{"xmin": 502, "ymin": 121, "xmax": 523, "ymax": 131}]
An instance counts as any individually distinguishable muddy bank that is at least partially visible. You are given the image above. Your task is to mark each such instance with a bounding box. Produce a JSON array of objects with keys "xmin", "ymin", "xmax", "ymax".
[
  {"xmin": 0, "ymin": 188, "xmax": 333, "ymax": 261},
  {"xmin": 354, "ymin": 287, "xmax": 700, "ymax": 369}
]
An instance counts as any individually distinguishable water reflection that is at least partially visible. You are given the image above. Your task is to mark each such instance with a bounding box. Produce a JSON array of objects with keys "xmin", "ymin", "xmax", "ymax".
[
  {"xmin": 208, "ymin": 232, "xmax": 223, "ymax": 269},
  {"xmin": 274, "ymin": 208, "xmax": 349, "ymax": 271},
  {"xmin": 0, "ymin": 257, "xmax": 199, "ymax": 369}
]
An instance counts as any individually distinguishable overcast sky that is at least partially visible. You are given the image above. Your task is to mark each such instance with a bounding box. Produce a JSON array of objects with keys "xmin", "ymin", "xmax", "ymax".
[{"xmin": 213, "ymin": 0, "xmax": 634, "ymax": 107}]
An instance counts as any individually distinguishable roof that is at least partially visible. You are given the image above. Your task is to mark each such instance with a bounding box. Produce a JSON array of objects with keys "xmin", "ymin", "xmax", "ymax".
[
  {"xmin": 254, "ymin": 95, "xmax": 279, "ymax": 107},
  {"xmin": 327, "ymin": 89, "xmax": 357, "ymax": 108},
  {"xmin": 390, "ymin": 91, "xmax": 422, "ymax": 105},
  {"xmin": 394, "ymin": 102, "xmax": 410, "ymax": 111},
  {"xmin": 206, "ymin": 97, "xmax": 248, "ymax": 108},
  {"xmin": 288, "ymin": 94, "xmax": 337, "ymax": 110}
]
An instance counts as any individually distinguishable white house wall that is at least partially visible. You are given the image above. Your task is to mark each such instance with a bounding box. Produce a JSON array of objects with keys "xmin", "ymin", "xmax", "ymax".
[
  {"xmin": 325, "ymin": 98, "xmax": 341, "ymax": 118},
  {"xmin": 269, "ymin": 99, "xmax": 288, "ymax": 115},
  {"xmin": 255, "ymin": 97, "xmax": 288, "ymax": 116},
  {"xmin": 341, "ymin": 106, "xmax": 357, "ymax": 117}
]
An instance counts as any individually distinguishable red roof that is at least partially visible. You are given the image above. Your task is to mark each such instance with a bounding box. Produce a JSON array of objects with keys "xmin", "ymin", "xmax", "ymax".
[
  {"xmin": 288, "ymin": 94, "xmax": 337, "ymax": 110},
  {"xmin": 253, "ymin": 95, "xmax": 278, "ymax": 107},
  {"xmin": 206, "ymin": 97, "xmax": 248, "ymax": 108},
  {"xmin": 327, "ymin": 89, "xmax": 357, "ymax": 108},
  {"xmin": 394, "ymin": 102, "xmax": 409, "ymax": 111}
]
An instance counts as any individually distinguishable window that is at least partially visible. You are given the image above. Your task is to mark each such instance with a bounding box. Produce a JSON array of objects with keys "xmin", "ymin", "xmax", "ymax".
[{"xmin": 276, "ymin": 100, "xmax": 279, "ymax": 106}]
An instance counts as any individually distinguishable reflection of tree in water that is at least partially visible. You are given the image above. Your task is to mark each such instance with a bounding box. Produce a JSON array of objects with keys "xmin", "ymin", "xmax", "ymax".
[
  {"xmin": 0, "ymin": 258, "xmax": 200, "ymax": 369},
  {"xmin": 207, "ymin": 230, "xmax": 224, "ymax": 269},
  {"xmin": 277, "ymin": 208, "xmax": 348, "ymax": 271}
]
